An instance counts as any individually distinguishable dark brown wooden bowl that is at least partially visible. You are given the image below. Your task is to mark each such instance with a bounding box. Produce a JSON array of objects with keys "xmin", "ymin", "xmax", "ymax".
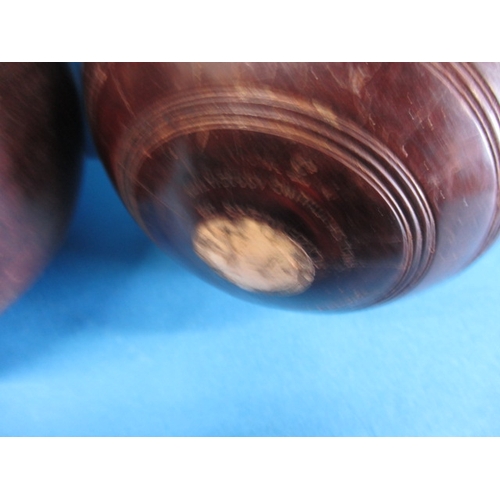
[
  {"xmin": 84, "ymin": 63, "xmax": 500, "ymax": 310},
  {"xmin": 0, "ymin": 63, "xmax": 82, "ymax": 312}
]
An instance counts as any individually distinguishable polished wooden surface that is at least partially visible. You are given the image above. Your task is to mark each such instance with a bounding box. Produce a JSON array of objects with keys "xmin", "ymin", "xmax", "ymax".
[
  {"xmin": 85, "ymin": 63, "xmax": 500, "ymax": 310},
  {"xmin": 0, "ymin": 63, "xmax": 82, "ymax": 312}
]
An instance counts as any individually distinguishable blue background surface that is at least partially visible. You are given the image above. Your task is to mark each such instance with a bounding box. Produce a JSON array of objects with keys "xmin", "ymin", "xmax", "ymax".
[{"xmin": 1, "ymin": 138, "xmax": 500, "ymax": 436}]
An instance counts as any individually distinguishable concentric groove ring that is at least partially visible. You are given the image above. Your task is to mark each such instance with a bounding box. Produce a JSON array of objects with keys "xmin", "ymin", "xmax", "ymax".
[{"xmin": 114, "ymin": 87, "xmax": 436, "ymax": 305}]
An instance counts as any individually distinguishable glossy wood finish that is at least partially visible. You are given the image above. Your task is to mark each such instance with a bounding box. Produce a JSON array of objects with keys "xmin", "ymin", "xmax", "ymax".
[
  {"xmin": 0, "ymin": 63, "xmax": 82, "ymax": 312},
  {"xmin": 85, "ymin": 63, "xmax": 500, "ymax": 310}
]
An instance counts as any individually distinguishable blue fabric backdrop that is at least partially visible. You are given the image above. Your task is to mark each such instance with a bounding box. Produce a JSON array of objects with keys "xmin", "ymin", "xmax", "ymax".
[{"xmin": 1, "ymin": 146, "xmax": 500, "ymax": 436}]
